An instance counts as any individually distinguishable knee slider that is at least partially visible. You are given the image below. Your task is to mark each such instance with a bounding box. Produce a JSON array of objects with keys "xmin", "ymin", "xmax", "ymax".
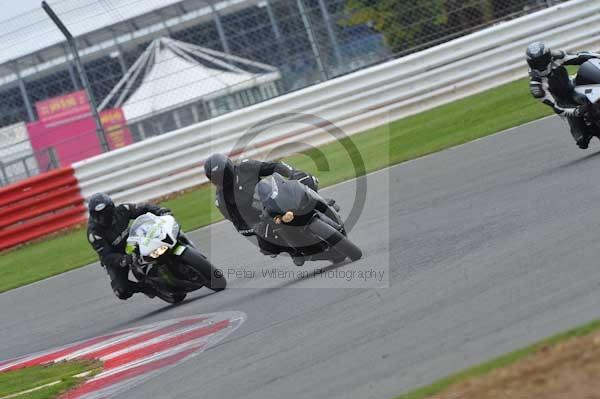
[{"xmin": 113, "ymin": 288, "xmax": 132, "ymax": 300}]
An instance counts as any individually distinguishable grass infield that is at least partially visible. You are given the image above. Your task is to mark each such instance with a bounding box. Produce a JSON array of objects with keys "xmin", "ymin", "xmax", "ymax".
[
  {"xmin": 394, "ymin": 319, "xmax": 600, "ymax": 399},
  {"xmin": 0, "ymin": 77, "xmax": 553, "ymax": 293},
  {"xmin": 0, "ymin": 361, "xmax": 100, "ymax": 399}
]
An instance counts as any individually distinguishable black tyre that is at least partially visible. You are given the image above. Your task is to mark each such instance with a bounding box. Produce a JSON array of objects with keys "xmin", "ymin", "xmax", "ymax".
[
  {"xmin": 180, "ymin": 247, "xmax": 227, "ymax": 291},
  {"xmin": 308, "ymin": 219, "xmax": 362, "ymax": 262},
  {"xmin": 157, "ymin": 291, "xmax": 187, "ymax": 304}
]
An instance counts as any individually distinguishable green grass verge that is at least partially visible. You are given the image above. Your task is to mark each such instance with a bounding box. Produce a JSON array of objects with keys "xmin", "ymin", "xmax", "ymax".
[
  {"xmin": 395, "ymin": 319, "xmax": 600, "ymax": 399},
  {"xmin": 0, "ymin": 77, "xmax": 553, "ymax": 293},
  {"xmin": 0, "ymin": 360, "xmax": 101, "ymax": 399}
]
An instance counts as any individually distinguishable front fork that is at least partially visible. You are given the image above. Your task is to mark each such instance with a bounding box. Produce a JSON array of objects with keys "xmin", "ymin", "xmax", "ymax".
[
  {"xmin": 311, "ymin": 210, "xmax": 341, "ymax": 231},
  {"xmin": 178, "ymin": 233, "xmax": 196, "ymax": 249}
]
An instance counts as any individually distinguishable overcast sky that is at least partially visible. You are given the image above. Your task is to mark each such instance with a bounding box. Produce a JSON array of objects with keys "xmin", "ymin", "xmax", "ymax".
[
  {"xmin": 0, "ymin": 0, "xmax": 185, "ymax": 63},
  {"xmin": 2, "ymin": 1, "xmax": 123, "ymax": 22},
  {"xmin": 2, "ymin": 0, "xmax": 47, "ymax": 21}
]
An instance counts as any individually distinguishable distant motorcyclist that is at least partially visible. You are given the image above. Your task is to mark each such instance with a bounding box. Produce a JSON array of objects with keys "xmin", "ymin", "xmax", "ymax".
[
  {"xmin": 86, "ymin": 193, "xmax": 171, "ymax": 300},
  {"xmin": 203, "ymin": 154, "xmax": 322, "ymax": 263},
  {"xmin": 526, "ymin": 41, "xmax": 600, "ymax": 149}
]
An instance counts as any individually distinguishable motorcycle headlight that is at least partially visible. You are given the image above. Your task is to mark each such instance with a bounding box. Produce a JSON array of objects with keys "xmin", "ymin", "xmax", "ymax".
[
  {"xmin": 149, "ymin": 245, "xmax": 169, "ymax": 259},
  {"xmin": 172, "ymin": 221, "xmax": 180, "ymax": 237}
]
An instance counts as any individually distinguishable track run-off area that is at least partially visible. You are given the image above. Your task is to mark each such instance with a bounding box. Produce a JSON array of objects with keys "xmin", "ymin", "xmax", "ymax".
[{"xmin": 3, "ymin": 116, "xmax": 600, "ymax": 399}]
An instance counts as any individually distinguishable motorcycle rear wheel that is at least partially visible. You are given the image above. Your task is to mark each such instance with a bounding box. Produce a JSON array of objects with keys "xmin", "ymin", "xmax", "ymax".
[{"xmin": 157, "ymin": 291, "xmax": 187, "ymax": 304}]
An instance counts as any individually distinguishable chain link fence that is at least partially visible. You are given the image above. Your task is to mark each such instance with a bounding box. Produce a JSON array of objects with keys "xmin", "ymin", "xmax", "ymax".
[{"xmin": 0, "ymin": 0, "xmax": 565, "ymax": 186}]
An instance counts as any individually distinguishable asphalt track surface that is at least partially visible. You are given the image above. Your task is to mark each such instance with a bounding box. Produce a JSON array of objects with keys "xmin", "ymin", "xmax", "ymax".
[{"xmin": 3, "ymin": 116, "xmax": 600, "ymax": 399}]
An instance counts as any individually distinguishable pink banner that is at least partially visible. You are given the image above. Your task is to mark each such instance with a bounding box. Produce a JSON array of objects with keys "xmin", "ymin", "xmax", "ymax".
[
  {"xmin": 100, "ymin": 108, "xmax": 133, "ymax": 150},
  {"xmin": 35, "ymin": 90, "xmax": 91, "ymax": 126},
  {"xmin": 27, "ymin": 91, "xmax": 133, "ymax": 168}
]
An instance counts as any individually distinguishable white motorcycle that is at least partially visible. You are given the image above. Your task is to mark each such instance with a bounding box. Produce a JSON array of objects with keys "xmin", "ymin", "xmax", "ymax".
[
  {"xmin": 573, "ymin": 58, "xmax": 600, "ymax": 137},
  {"xmin": 125, "ymin": 213, "xmax": 226, "ymax": 304}
]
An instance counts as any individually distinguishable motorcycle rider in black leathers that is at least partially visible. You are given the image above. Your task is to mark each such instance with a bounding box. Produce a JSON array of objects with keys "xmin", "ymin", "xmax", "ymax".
[
  {"xmin": 203, "ymin": 154, "xmax": 321, "ymax": 265},
  {"xmin": 87, "ymin": 193, "xmax": 171, "ymax": 300},
  {"xmin": 526, "ymin": 41, "xmax": 600, "ymax": 149}
]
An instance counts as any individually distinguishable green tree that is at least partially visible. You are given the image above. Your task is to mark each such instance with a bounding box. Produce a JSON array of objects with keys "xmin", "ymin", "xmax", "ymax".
[
  {"xmin": 344, "ymin": 0, "xmax": 496, "ymax": 54},
  {"xmin": 344, "ymin": 0, "xmax": 448, "ymax": 54},
  {"xmin": 445, "ymin": 0, "xmax": 494, "ymax": 34}
]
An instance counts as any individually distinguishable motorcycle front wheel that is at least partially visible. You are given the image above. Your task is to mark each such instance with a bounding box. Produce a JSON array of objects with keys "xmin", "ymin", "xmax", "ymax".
[
  {"xmin": 179, "ymin": 247, "xmax": 227, "ymax": 291},
  {"xmin": 308, "ymin": 218, "xmax": 362, "ymax": 262}
]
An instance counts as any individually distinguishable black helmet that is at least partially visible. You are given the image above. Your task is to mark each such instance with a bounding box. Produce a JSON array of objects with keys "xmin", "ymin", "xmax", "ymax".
[
  {"xmin": 88, "ymin": 192, "xmax": 115, "ymax": 228},
  {"xmin": 204, "ymin": 153, "xmax": 233, "ymax": 186},
  {"xmin": 526, "ymin": 41, "xmax": 553, "ymax": 76}
]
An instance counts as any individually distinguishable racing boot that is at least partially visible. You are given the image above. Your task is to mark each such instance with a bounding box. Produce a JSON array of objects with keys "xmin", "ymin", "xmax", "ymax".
[
  {"xmin": 570, "ymin": 117, "xmax": 593, "ymax": 149},
  {"xmin": 577, "ymin": 135, "xmax": 591, "ymax": 149}
]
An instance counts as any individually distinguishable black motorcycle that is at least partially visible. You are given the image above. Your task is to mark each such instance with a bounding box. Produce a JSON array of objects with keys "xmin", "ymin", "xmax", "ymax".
[{"xmin": 255, "ymin": 173, "xmax": 362, "ymax": 265}]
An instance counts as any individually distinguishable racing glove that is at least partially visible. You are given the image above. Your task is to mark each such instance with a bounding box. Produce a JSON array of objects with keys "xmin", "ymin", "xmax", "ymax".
[
  {"xmin": 119, "ymin": 253, "xmax": 138, "ymax": 268},
  {"xmin": 574, "ymin": 104, "xmax": 592, "ymax": 118},
  {"xmin": 529, "ymin": 83, "xmax": 544, "ymax": 99}
]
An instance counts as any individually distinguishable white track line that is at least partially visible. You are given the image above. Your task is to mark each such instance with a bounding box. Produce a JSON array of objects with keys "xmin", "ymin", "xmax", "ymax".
[
  {"xmin": 0, "ymin": 371, "xmax": 95, "ymax": 399},
  {"xmin": 0, "ymin": 381, "xmax": 62, "ymax": 399}
]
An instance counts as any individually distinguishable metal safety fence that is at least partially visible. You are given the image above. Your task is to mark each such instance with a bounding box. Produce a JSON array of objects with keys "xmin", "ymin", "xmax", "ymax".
[{"xmin": 0, "ymin": 0, "xmax": 565, "ymax": 186}]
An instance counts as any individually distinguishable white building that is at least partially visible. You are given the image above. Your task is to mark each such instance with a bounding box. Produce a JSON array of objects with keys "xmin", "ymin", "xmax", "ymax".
[{"xmin": 100, "ymin": 37, "xmax": 281, "ymax": 138}]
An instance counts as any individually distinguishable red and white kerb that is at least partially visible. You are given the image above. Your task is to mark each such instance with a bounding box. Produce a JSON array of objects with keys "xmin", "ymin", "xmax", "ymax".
[{"xmin": 0, "ymin": 311, "xmax": 246, "ymax": 399}]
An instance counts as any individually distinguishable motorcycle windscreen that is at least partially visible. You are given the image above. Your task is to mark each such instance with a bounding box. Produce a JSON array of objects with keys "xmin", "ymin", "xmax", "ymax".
[
  {"xmin": 129, "ymin": 214, "xmax": 162, "ymax": 240},
  {"xmin": 575, "ymin": 86, "xmax": 600, "ymax": 104},
  {"xmin": 576, "ymin": 59, "xmax": 600, "ymax": 86}
]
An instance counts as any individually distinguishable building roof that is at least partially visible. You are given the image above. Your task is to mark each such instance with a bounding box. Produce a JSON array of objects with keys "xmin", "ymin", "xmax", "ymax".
[
  {"xmin": 2, "ymin": 0, "xmax": 185, "ymax": 65},
  {"xmin": 102, "ymin": 37, "xmax": 280, "ymax": 121},
  {"xmin": 0, "ymin": 0, "xmax": 260, "ymax": 84}
]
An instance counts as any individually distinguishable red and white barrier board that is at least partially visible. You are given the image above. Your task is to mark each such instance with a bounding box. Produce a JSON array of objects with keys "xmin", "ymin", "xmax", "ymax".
[{"xmin": 0, "ymin": 167, "xmax": 86, "ymax": 251}]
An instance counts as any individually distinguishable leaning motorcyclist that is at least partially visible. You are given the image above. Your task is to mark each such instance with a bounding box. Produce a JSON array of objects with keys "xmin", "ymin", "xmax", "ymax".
[
  {"xmin": 526, "ymin": 41, "xmax": 600, "ymax": 149},
  {"xmin": 203, "ymin": 154, "xmax": 321, "ymax": 264},
  {"xmin": 87, "ymin": 192, "xmax": 171, "ymax": 300}
]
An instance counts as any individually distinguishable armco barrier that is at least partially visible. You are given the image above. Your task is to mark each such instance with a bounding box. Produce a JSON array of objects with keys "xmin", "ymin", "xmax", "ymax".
[
  {"xmin": 72, "ymin": 0, "xmax": 600, "ymax": 204},
  {"xmin": 0, "ymin": 167, "xmax": 86, "ymax": 251}
]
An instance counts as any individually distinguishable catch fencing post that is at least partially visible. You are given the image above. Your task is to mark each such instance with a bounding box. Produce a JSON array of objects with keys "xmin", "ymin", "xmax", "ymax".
[
  {"xmin": 296, "ymin": 0, "xmax": 328, "ymax": 82},
  {"xmin": 42, "ymin": 1, "xmax": 110, "ymax": 153}
]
